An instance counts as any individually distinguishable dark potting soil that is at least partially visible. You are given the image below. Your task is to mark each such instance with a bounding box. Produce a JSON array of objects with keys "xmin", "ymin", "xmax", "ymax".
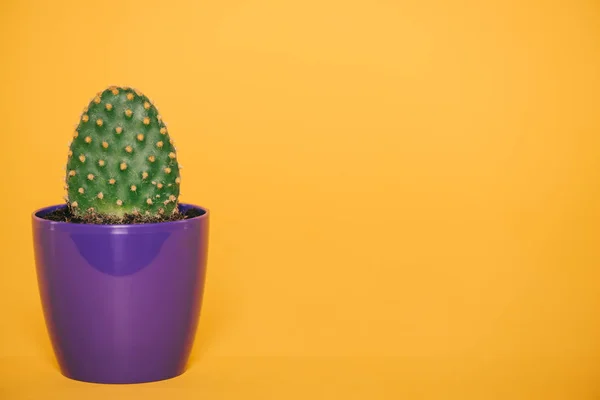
[{"xmin": 41, "ymin": 206, "xmax": 204, "ymax": 225}]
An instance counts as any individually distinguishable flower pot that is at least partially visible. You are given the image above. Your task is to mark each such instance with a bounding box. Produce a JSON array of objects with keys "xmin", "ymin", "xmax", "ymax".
[{"xmin": 31, "ymin": 203, "xmax": 209, "ymax": 384}]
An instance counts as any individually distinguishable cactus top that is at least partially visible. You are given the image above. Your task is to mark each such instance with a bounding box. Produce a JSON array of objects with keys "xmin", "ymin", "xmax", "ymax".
[{"xmin": 65, "ymin": 86, "xmax": 180, "ymax": 218}]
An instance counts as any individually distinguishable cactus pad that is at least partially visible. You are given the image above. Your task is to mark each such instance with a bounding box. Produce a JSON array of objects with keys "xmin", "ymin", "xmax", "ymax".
[{"xmin": 65, "ymin": 86, "xmax": 180, "ymax": 219}]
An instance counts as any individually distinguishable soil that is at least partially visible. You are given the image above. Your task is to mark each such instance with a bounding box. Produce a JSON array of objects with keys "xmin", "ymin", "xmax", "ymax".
[{"xmin": 41, "ymin": 205, "xmax": 205, "ymax": 225}]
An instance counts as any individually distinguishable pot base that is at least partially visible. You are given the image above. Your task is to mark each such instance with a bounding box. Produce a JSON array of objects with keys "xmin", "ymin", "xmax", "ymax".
[{"xmin": 60, "ymin": 367, "xmax": 186, "ymax": 385}]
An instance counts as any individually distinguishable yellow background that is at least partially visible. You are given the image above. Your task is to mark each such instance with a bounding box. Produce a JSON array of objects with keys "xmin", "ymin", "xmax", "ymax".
[{"xmin": 1, "ymin": 0, "xmax": 600, "ymax": 398}]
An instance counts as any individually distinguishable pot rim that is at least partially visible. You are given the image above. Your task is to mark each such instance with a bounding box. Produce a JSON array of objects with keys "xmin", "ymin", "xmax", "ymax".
[{"xmin": 32, "ymin": 202, "xmax": 209, "ymax": 231}]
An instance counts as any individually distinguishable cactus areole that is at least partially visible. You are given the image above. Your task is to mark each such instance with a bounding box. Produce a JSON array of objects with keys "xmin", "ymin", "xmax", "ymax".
[{"xmin": 46, "ymin": 86, "xmax": 195, "ymax": 224}]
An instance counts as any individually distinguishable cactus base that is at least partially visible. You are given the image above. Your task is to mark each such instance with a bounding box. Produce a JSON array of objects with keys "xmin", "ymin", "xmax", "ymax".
[{"xmin": 41, "ymin": 204, "xmax": 203, "ymax": 225}]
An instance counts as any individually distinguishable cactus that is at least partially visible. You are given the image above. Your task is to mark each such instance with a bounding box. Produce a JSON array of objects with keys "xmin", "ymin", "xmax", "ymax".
[{"xmin": 65, "ymin": 86, "xmax": 181, "ymax": 220}]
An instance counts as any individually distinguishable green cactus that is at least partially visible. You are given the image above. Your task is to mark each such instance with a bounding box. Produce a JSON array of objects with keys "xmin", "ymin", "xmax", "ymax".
[{"xmin": 65, "ymin": 86, "xmax": 181, "ymax": 219}]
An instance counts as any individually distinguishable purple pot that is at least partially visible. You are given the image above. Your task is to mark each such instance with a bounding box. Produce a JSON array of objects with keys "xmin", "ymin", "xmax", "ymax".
[{"xmin": 31, "ymin": 203, "xmax": 209, "ymax": 384}]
